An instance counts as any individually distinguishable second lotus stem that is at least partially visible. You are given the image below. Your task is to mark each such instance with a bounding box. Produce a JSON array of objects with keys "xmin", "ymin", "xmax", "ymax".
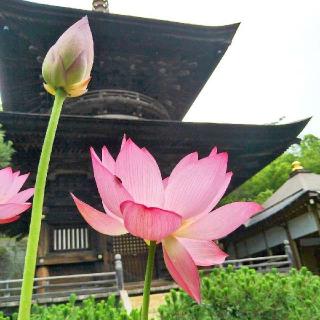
[{"xmin": 141, "ymin": 241, "xmax": 157, "ymax": 320}]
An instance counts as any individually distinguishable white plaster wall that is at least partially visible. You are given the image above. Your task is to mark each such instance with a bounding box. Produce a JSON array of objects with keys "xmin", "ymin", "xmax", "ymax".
[
  {"xmin": 236, "ymin": 241, "xmax": 247, "ymax": 258},
  {"xmin": 265, "ymin": 226, "xmax": 288, "ymax": 248},
  {"xmin": 288, "ymin": 212, "xmax": 318, "ymax": 239},
  {"xmin": 246, "ymin": 234, "xmax": 267, "ymax": 255}
]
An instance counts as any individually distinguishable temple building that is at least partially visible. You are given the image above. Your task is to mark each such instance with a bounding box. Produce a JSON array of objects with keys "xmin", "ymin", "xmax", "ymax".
[
  {"xmin": 0, "ymin": 0, "xmax": 308, "ymax": 281},
  {"xmin": 225, "ymin": 162, "xmax": 320, "ymax": 274}
]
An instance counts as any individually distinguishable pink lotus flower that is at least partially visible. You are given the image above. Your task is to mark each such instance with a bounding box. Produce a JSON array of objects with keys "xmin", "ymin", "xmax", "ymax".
[
  {"xmin": 0, "ymin": 167, "xmax": 34, "ymax": 224},
  {"xmin": 42, "ymin": 16, "xmax": 94, "ymax": 97},
  {"xmin": 72, "ymin": 137, "xmax": 262, "ymax": 302}
]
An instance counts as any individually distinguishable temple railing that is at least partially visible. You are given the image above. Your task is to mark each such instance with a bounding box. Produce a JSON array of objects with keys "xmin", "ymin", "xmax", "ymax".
[
  {"xmin": 0, "ymin": 245, "xmax": 295, "ymax": 308},
  {"xmin": 202, "ymin": 241, "xmax": 294, "ymax": 275},
  {"xmin": 202, "ymin": 254, "xmax": 292, "ymax": 275},
  {"xmin": 0, "ymin": 254, "xmax": 129, "ymax": 310}
]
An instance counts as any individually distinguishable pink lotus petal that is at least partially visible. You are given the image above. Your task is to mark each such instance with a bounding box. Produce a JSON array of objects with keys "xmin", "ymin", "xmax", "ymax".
[
  {"xmin": 0, "ymin": 203, "xmax": 31, "ymax": 220},
  {"xmin": 71, "ymin": 194, "xmax": 127, "ymax": 236},
  {"xmin": 4, "ymin": 173, "xmax": 30, "ymax": 202},
  {"xmin": 176, "ymin": 202, "xmax": 262, "ymax": 240},
  {"xmin": 102, "ymin": 202, "xmax": 123, "ymax": 222},
  {"xmin": 192, "ymin": 172, "xmax": 233, "ymax": 221},
  {"xmin": 91, "ymin": 147, "xmax": 132, "ymax": 217},
  {"xmin": 0, "ymin": 216, "xmax": 20, "ymax": 224},
  {"xmin": 0, "ymin": 167, "xmax": 13, "ymax": 197},
  {"xmin": 65, "ymin": 50, "xmax": 88, "ymax": 86},
  {"xmin": 162, "ymin": 177, "xmax": 169, "ymax": 189},
  {"xmin": 164, "ymin": 153, "xmax": 228, "ymax": 219},
  {"xmin": 141, "ymin": 147, "xmax": 159, "ymax": 166},
  {"xmin": 101, "ymin": 146, "xmax": 115, "ymax": 173},
  {"xmin": 177, "ymin": 237, "xmax": 228, "ymax": 266},
  {"xmin": 120, "ymin": 134, "xmax": 127, "ymax": 151},
  {"xmin": 0, "ymin": 167, "xmax": 12, "ymax": 179},
  {"xmin": 8, "ymin": 188, "xmax": 35, "ymax": 204},
  {"xmin": 208, "ymin": 171, "xmax": 232, "ymax": 210},
  {"xmin": 209, "ymin": 147, "xmax": 217, "ymax": 157},
  {"xmin": 115, "ymin": 139, "xmax": 164, "ymax": 207},
  {"xmin": 120, "ymin": 200, "xmax": 182, "ymax": 241},
  {"xmin": 191, "ymin": 155, "xmax": 230, "ymax": 218},
  {"xmin": 163, "ymin": 236, "xmax": 201, "ymax": 303},
  {"xmin": 167, "ymin": 152, "xmax": 198, "ymax": 185},
  {"xmin": 56, "ymin": 16, "xmax": 93, "ymax": 72},
  {"xmin": 0, "ymin": 167, "xmax": 33, "ymax": 224}
]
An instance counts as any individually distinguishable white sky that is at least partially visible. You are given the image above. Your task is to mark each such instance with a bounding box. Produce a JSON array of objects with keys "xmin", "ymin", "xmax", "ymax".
[{"xmin": 27, "ymin": 0, "xmax": 320, "ymax": 136}]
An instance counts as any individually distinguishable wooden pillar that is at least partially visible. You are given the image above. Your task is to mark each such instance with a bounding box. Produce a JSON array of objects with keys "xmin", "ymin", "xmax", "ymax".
[
  {"xmin": 234, "ymin": 242, "xmax": 239, "ymax": 259},
  {"xmin": 226, "ymin": 242, "xmax": 237, "ymax": 259},
  {"xmin": 95, "ymin": 232, "xmax": 114, "ymax": 272},
  {"xmin": 36, "ymin": 216, "xmax": 50, "ymax": 293},
  {"xmin": 284, "ymin": 240, "xmax": 294, "ymax": 267},
  {"xmin": 262, "ymin": 230, "xmax": 273, "ymax": 256},
  {"xmin": 283, "ymin": 224, "xmax": 302, "ymax": 269},
  {"xmin": 93, "ymin": 232, "xmax": 106, "ymax": 272},
  {"xmin": 37, "ymin": 220, "xmax": 50, "ymax": 256},
  {"xmin": 309, "ymin": 202, "xmax": 320, "ymax": 237},
  {"xmin": 36, "ymin": 266, "xmax": 49, "ymax": 294},
  {"xmin": 244, "ymin": 240, "xmax": 250, "ymax": 257}
]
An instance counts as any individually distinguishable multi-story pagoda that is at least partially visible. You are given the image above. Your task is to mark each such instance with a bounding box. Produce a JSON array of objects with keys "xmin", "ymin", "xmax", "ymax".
[{"xmin": 0, "ymin": 0, "xmax": 308, "ymax": 281}]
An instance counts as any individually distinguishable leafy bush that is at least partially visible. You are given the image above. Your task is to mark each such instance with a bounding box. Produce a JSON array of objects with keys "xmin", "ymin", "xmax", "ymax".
[
  {"xmin": 0, "ymin": 124, "xmax": 13, "ymax": 169},
  {"xmin": 0, "ymin": 295, "xmax": 140, "ymax": 320},
  {"xmin": 158, "ymin": 266, "xmax": 320, "ymax": 320},
  {"xmin": 0, "ymin": 237, "xmax": 26, "ymax": 280}
]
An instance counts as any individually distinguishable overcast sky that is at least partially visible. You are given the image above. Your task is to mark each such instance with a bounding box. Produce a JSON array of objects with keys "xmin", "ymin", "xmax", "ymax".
[{"xmin": 27, "ymin": 0, "xmax": 320, "ymax": 136}]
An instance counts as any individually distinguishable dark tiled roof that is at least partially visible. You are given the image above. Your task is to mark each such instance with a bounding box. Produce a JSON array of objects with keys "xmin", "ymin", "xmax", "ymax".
[
  {"xmin": 0, "ymin": 0, "xmax": 238, "ymax": 120},
  {"xmin": 247, "ymin": 189, "xmax": 307, "ymax": 227},
  {"xmin": 0, "ymin": 112, "xmax": 309, "ymax": 192}
]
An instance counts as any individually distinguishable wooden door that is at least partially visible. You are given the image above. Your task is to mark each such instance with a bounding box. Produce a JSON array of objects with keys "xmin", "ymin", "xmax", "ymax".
[{"xmin": 112, "ymin": 234, "xmax": 151, "ymax": 282}]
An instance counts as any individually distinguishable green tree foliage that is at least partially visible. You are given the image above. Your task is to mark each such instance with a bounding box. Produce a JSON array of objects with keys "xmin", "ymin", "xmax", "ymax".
[
  {"xmin": 0, "ymin": 295, "xmax": 140, "ymax": 320},
  {"xmin": 159, "ymin": 266, "xmax": 320, "ymax": 320},
  {"xmin": 223, "ymin": 134, "xmax": 320, "ymax": 204},
  {"xmin": 0, "ymin": 124, "xmax": 14, "ymax": 168},
  {"xmin": 298, "ymin": 134, "xmax": 320, "ymax": 173}
]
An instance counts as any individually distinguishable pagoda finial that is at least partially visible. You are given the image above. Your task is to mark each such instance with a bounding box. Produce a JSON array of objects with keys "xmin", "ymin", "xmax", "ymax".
[
  {"xmin": 291, "ymin": 161, "xmax": 303, "ymax": 172},
  {"xmin": 92, "ymin": 0, "xmax": 109, "ymax": 13}
]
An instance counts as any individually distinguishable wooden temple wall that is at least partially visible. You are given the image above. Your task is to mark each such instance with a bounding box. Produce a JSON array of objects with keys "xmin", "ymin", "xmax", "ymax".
[
  {"xmin": 229, "ymin": 211, "xmax": 318, "ymax": 259},
  {"xmin": 226, "ymin": 201, "xmax": 320, "ymax": 274},
  {"xmin": 37, "ymin": 223, "xmax": 167, "ymax": 281}
]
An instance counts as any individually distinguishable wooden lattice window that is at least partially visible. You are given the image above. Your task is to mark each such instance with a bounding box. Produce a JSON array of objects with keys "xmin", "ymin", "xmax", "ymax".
[
  {"xmin": 52, "ymin": 226, "xmax": 90, "ymax": 251},
  {"xmin": 112, "ymin": 234, "xmax": 148, "ymax": 254}
]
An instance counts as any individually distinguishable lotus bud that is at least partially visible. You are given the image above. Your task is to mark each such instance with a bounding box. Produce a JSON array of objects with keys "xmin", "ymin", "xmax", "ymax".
[{"xmin": 42, "ymin": 16, "xmax": 94, "ymax": 97}]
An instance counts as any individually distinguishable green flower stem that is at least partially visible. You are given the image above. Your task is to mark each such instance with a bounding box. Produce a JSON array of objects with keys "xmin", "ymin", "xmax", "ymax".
[
  {"xmin": 18, "ymin": 89, "xmax": 66, "ymax": 320},
  {"xmin": 141, "ymin": 241, "xmax": 157, "ymax": 320}
]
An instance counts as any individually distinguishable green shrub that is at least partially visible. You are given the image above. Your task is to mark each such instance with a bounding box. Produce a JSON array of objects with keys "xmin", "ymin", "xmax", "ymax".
[
  {"xmin": 0, "ymin": 124, "xmax": 13, "ymax": 169},
  {"xmin": 0, "ymin": 295, "xmax": 140, "ymax": 320},
  {"xmin": 158, "ymin": 266, "xmax": 320, "ymax": 320}
]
